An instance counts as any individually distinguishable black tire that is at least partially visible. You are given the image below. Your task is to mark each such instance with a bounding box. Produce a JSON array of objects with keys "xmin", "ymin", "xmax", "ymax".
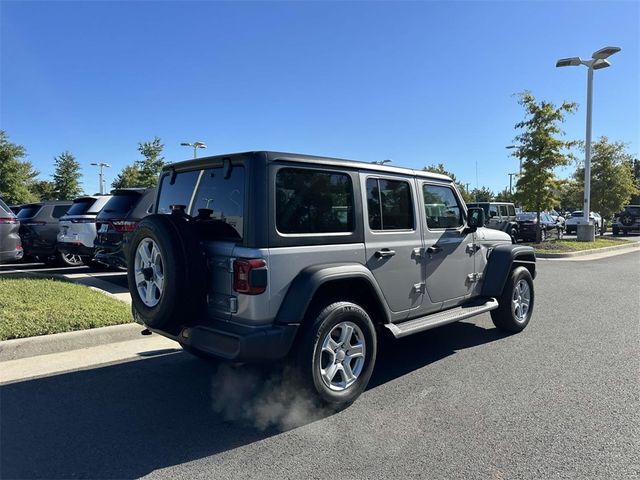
[
  {"xmin": 613, "ymin": 227, "xmax": 619, "ymax": 236},
  {"xmin": 127, "ymin": 214, "xmax": 207, "ymax": 333},
  {"xmin": 490, "ymin": 266, "xmax": 534, "ymax": 333},
  {"xmin": 295, "ymin": 301, "xmax": 377, "ymax": 408},
  {"xmin": 55, "ymin": 251, "xmax": 84, "ymax": 267},
  {"xmin": 83, "ymin": 257, "xmax": 113, "ymax": 271},
  {"xmin": 509, "ymin": 226, "xmax": 518, "ymax": 244},
  {"xmin": 620, "ymin": 213, "xmax": 635, "ymax": 228}
]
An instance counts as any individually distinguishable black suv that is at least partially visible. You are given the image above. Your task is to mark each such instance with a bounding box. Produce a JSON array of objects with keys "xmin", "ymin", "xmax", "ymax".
[
  {"xmin": 612, "ymin": 205, "xmax": 640, "ymax": 235},
  {"xmin": 129, "ymin": 151, "xmax": 536, "ymax": 407},
  {"xmin": 17, "ymin": 201, "xmax": 80, "ymax": 266},
  {"xmin": 94, "ymin": 188, "xmax": 155, "ymax": 268}
]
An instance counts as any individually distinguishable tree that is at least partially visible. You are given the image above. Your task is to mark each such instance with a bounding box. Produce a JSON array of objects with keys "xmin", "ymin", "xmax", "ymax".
[
  {"xmin": 32, "ymin": 180, "xmax": 57, "ymax": 201},
  {"xmin": 112, "ymin": 165, "xmax": 141, "ymax": 189},
  {"xmin": 423, "ymin": 163, "xmax": 472, "ymax": 202},
  {"xmin": 557, "ymin": 178, "xmax": 582, "ymax": 213},
  {"xmin": 572, "ymin": 137, "xmax": 639, "ymax": 233},
  {"xmin": 631, "ymin": 158, "xmax": 640, "ymax": 205},
  {"xmin": 512, "ymin": 92, "xmax": 577, "ymax": 242},
  {"xmin": 494, "ymin": 188, "xmax": 514, "ymax": 203},
  {"xmin": 470, "ymin": 186, "xmax": 494, "ymax": 202},
  {"xmin": 112, "ymin": 137, "xmax": 165, "ymax": 189},
  {"xmin": 53, "ymin": 151, "xmax": 83, "ymax": 200},
  {"xmin": 0, "ymin": 131, "xmax": 39, "ymax": 204}
]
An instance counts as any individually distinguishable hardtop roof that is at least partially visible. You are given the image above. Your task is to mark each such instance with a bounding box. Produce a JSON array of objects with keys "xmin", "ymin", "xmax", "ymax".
[{"xmin": 162, "ymin": 151, "xmax": 453, "ymax": 182}]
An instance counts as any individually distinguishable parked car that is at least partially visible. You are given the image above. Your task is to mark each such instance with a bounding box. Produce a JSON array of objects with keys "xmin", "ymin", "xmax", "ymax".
[
  {"xmin": 466, "ymin": 202, "xmax": 519, "ymax": 242},
  {"xmin": 516, "ymin": 212, "xmax": 561, "ymax": 242},
  {"xmin": 547, "ymin": 210, "xmax": 565, "ymax": 228},
  {"xmin": 564, "ymin": 211, "xmax": 603, "ymax": 235},
  {"xmin": 128, "ymin": 151, "xmax": 536, "ymax": 408},
  {"xmin": 57, "ymin": 195, "xmax": 112, "ymax": 265},
  {"xmin": 94, "ymin": 188, "xmax": 155, "ymax": 269},
  {"xmin": 612, "ymin": 205, "xmax": 640, "ymax": 235},
  {"xmin": 9, "ymin": 205, "xmax": 23, "ymax": 215},
  {"xmin": 17, "ymin": 201, "xmax": 77, "ymax": 265},
  {"xmin": 0, "ymin": 197, "xmax": 23, "ymax": 264}
]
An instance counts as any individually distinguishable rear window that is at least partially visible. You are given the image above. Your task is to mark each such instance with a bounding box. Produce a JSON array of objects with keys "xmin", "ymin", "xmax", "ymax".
[
  {"xmin": 276, "ymin": 168, "xmax": 353, "ymax": 234},
  {"xmin": 17, "ymin": 205, "xmax": 41, "ymax": 219},
  {"xmin": 0, "ymin": 198, "xmax": 13, "ymax": 216},
  {"xmin": 52, "ymin": 205, "xmax": 70, "ymax": 218},
  {"xmin": 100, "ymin": 193, "xmax": 142, "ymax": 217},
  {"xmin": 508, "ymin": 205, "xmax": 516, "ymax": 216},
  {"xmin": 157, "ymin": 166, "xmax": 245, "ymax": 240},
  {"xmin": 624, "ymin": 207, "xmax": 640, "ymax": 216},
  {"xmin": 66, "ymin": 200, "xmax": 96, "ymax": 216},
  {"xmin": 517, "ymin": 213, "xmax": 536, "ymax": 220}
]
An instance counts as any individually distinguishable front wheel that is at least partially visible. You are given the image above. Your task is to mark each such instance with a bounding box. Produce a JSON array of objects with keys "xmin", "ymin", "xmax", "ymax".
[
  {"xmin": 296, "ymin": 301, "xmax": 377, "ymax": 408},
  {"xmin": 491, "ymin": 267, "xmax": 534, "ymax": 333}
]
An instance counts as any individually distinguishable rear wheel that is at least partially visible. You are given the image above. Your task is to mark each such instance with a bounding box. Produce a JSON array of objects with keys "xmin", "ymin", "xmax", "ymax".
[
  {"xmin": 491, "ymin": 267, "xmax": 534, "ymax": 333},
  {"xmin": 56, "ymin": 252, "xmax": 84, "ymax": 267},
  {"xmin": 295, "ymin": 301, "xmax": 377, "ymax": 408}
]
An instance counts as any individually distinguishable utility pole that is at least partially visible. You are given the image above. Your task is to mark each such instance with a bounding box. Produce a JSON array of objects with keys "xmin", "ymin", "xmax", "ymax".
[{"xmin": 90, "ymin": 162, "xmax": 111, "ymax": 195}]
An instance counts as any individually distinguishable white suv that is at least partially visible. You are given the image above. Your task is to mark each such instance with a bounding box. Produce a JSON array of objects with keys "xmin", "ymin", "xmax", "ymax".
[{"xmin": 58, "ymin": 195, "xmax": 112, "ymax": 263}]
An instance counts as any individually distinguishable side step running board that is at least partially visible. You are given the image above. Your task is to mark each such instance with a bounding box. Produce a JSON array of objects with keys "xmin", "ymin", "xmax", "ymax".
[{"xmin": 385, "ymin": 298, "xmax": 499, "ymax": 339}]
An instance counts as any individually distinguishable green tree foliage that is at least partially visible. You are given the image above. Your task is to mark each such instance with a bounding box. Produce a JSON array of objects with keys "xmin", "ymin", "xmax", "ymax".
[
  {"xmin": 572, "ymin": 137, "xmax": 639, "ymax": 226},
  {"xmin": 32, "ymin": 180, "xmax": 57, "ymax": 201},
  {"xmin": 631, "ymin": 158, "xmax": 640, "ymax": 205},
  {"xmin": 53, "ymin": 151, "xmax": 83, "ymax": 200},
  {"xmin": 512, "ymin": 92, "xmax": 577, "ymax": 241},
  {"xmin": 557, "ymin": 179, "xmax": 582, "ymax": 213},
  {"xmin": 112, "ymin": 137, "xmax": 165, "ymax": 189},
  {"xmin": 470, "ymin": 186, "xmax": 494, "ymax": 202},
  {"xmin": 493, "ymin": 188, "xmax": 514, "ymax": 203},
  {"xmin": 422, "ymin": 163, "xmax": 472, "ymax": 202},
  {"xmin": 0, "ymin": 131, "xmax": 39, "ymax": 204}
]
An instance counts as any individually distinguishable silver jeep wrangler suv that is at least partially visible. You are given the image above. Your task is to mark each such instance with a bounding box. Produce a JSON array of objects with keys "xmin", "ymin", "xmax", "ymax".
[{"xmin": 128, "ymin": 151, "xmax": 536, "ymax": 407}]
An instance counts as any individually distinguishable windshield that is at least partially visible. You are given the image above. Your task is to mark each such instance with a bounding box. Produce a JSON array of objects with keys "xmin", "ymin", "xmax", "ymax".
[
  {"xmin": 17, "ymin": 205, "xmax": 41, "ymax": 219},
  {"xmin": 66, "ymin": 199, "xmax": 97, "ymax": 216},
  {"xmin": 99, "ymin": 192, "xmax": 141, "ymax": 217},
  {"xmin": 571, "ymin": 211, "xmax": 584, "ymax": 217}
]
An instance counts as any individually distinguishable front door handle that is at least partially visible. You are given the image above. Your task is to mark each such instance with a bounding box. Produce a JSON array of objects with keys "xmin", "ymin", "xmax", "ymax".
[
  {"xmin": 375, "ymin": 249, "xmax": 396, "ymax": 259},
  {"xmin": 426, "ymin": 245, "xmax": 443, "ymax": 254}
]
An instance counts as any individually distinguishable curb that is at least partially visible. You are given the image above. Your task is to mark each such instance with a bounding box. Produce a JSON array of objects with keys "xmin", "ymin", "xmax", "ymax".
[
  {"xmin": 0, "ymin": 323, "xmax": 144, "ymax": 362},
  {"xmin": 535, "ymin": 241, "xmax": 640, "ymax": 258}
]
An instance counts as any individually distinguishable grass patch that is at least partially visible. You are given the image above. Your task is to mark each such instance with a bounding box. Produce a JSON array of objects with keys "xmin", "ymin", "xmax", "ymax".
[
  {"xmin": 0, "ymin": 275, "xmax": 131, "ymax": 340},
  {"xmin": 530, "ymin": 237, "xmax": 630, "ymax": 252}
]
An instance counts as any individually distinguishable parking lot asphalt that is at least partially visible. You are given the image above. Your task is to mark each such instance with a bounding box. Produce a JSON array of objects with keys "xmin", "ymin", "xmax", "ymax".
[{"xmin": 1, "ymin": 251, "xmax": 639, "ymax": 479}]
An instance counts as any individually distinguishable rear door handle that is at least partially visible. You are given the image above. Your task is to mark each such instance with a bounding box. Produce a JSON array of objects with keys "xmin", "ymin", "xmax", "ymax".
[
  {"xmin": 426, "ymin": 245, "xmax": 443, "ymax": 254},
  {"xmin": 375, "ymin": 249, "xmax": 396, "ymax": 258}
]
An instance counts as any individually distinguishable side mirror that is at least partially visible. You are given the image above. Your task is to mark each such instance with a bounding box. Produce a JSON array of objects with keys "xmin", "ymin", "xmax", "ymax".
[{"xmin": 467, "ymin": 207, "xmax": 485, "ymax": 232}]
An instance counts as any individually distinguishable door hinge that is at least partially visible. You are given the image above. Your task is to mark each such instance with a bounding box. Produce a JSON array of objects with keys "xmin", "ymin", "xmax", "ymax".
[
  {"xmin": 466, "ymin": 243, "xmax": 481, "ymax": 254},
  {"xmin": 412, "ymin": 247, "xmax": 424, "ymax": 259},
  {"xmin": 413, "ymin": 282, "xmax": 426, "ymax": 294},
  {"xmin": 466, "ymin": 272, "xmax": 483, "ymax": 283}
]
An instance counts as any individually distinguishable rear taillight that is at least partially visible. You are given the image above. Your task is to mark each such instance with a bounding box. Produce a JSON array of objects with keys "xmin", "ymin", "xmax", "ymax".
[
  {"xmin": 0, "ymin": 217, "xmax": 18, "ymax": 224},
  {"xmin": 70, "ymin": 218, "xmax": 95, "ymax": 223},
  {"xmin": 233, "ymin": 258, "xmax": 267, "ymax": 295},
  {"xmin": 16, "ymin": 244, "xmax": 22, "ymax": 251},
  {"xmin": 112, "ymin": 220, "xmax": 139, "ymax": 232}
]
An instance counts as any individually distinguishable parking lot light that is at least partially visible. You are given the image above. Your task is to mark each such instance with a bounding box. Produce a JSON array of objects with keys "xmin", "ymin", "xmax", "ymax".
[
  {"xmin": 556, "ymin": 45, "xmax": 621, "ymax": 241},
  {"xmin": 180, "ymin": 141, "xmax": 207, "ymax": 159}
]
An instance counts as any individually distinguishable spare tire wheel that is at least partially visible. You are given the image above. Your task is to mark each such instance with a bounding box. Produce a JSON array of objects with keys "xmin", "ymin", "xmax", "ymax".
[
  {"xmin": 621, "ymin": 212, "xmax": 635, "ymax": 227},
  {"xmin": 127, "ymin": 214, "xmax": 208, "ymax": 332}
]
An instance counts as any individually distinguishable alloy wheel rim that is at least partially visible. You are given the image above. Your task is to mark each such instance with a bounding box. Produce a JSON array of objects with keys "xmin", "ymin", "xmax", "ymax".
[
  {"xmin": 319, "ymin": 321, "xmax": 366, "ymax": 391},
  {"xmin": 62, "ymin": 253, "xmax": 83, "ymax": 266},
  {"xmin": 134, "ymin": 238, "xmax": 164, "ymax": 307},
  {"xmin": 512, "ymin": 279, "xmax": 531, "ymax": 323}
]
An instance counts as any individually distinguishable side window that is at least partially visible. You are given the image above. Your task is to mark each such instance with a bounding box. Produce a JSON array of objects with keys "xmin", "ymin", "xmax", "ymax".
[
  {"xmin": 508, "ymin": 205, "xmax": 516, "ymax": 216},
  {"xmin": 422, "ymin": 184, "xmax": 463, "ymax": 229},
  {"xmin": 499, "ymin": 205, "xmax": 508, "ymax": 217},
  {"xmin": 276, "ymin": 168, "xmax": 353, "ymax": 234},
  {"xmin": 366, "ymin": 178, "xmax": 414, "ymax": 230},
  {"xmin": 156, "ymin": 170, "xmax": 200, "ymax": 214},
  {"xmin": 489, "ymin": 204, "xmax": 498, "ymax": 218},
  {"xmin": 52, "ymin": 205, "xmax": 70, "ymax": 218}
]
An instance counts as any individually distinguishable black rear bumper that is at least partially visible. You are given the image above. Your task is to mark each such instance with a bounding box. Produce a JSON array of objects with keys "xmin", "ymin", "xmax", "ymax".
[
  {"xmin": 139, "ymin": 318, "xmax": 299, "ymax": 362},
  {"xmin": 58, "ymin": 242, "xmax": 94, "ymax": 257}
]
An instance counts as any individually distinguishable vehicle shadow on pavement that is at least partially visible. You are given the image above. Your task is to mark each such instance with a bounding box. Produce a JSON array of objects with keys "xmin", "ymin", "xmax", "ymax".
[{"xmin": 0, "ymin": 321, "xmax": 507, "ymax": 479}]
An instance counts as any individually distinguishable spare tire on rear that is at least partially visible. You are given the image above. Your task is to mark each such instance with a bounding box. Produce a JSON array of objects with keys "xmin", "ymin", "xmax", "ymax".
[{"xmin": 127, "ymin": 214, "xmax": 208, "ymax": 333}]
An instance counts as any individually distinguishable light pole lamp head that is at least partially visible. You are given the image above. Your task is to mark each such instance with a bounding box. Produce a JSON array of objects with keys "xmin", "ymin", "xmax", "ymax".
[
  {"xmin": 193, "ymin": 142, "xmax": 207, "ymax": 149},
  {"xmin": 180, "ymin": 142, "xmax": 193, "ymax": 147},
  {"xmin": 556, "ymin": 57, "xmax": 582, "ymax": 68},
  {"xmin": 592, "ymin": 59, "xmax": 611, "ymax": 70},
  {"xmin": 592, "ymin": 46, "xmax": 621, "ymax": 60}
]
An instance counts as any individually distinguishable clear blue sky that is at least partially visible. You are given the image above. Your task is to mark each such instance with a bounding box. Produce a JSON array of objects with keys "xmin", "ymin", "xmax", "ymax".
[{"xmin": 1, "ymin": 1, "xmax": 638, "ymax": 195}]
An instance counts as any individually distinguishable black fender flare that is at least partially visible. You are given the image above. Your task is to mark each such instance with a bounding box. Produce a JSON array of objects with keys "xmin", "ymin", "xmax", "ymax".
[
  {"xmin": 275, "ymin": 263, "xmax": 391, "ymax": 325},
  {"xmin": 481, "ymin": 244, "xmax": 536, "ymax": 297}
]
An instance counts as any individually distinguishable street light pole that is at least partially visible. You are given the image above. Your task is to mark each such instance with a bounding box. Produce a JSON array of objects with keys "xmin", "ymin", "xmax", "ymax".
[
  {"xmin": 556, "ymin": 46, "xmax": 621, "ymax": 241},
  {"xmin": 180, "ymin": 141, "xmax": 207, "ymax": 159},
  {"xmin": 90, "ymin": 162, "xmax": 111, "ymax": 195}
]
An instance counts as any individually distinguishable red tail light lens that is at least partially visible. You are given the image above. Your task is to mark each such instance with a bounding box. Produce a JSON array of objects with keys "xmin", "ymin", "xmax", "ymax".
[
  {"xmin": 233, "ymin": 259, "xmax": 267, "ymax": 295},
  {"xmin": 112, "ymin": 220, "xmax": 139, "ymax": 232},
  {"xmin": 16, "ymin": 244, "xmax": 22, "ymax": 251},
  {"xmin": 0, "ymin": 217, "xmax": 18, "ymax": 224}
]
